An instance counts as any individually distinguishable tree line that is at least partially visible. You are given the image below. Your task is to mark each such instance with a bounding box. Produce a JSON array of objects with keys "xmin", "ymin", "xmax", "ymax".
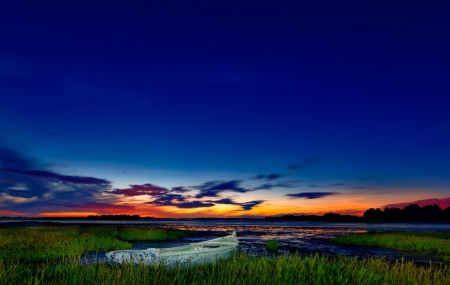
[
  {"xmin": 85, "ymin": 214, "xmax": 142, "ymax": 220},
  {"xmin": 265, "ymin": 204, "xmax": 450, "ymax": 223},
  {"xmin": 363, "ymin": 204, "xmax": 450, "ymax": 222}
]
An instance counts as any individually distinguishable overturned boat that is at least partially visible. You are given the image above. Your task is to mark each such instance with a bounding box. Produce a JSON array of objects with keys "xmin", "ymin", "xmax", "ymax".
[{"xmin": 106, "ymin": 231, "xmax": 238, "ymax": 266}]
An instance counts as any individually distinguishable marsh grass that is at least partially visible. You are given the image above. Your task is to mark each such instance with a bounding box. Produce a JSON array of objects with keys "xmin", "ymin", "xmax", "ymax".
[
  {"xmin": 117, "ymin": 227, "xmax": 196, "ymax": 241},
  {"xmin": 330, "ymin": 231, "xmax": 450, "ymax": 262},
  {"xmin": 1, "ymin": 252, "xmax": 449, "ymax": 285},
  {"xmin": 266, "ymin": 240, "xmax": 279, "ymax": 251},
  {"xmin": 0, "ymin": 226, "xmax": 196, "ymax": 262},
  {"xmin": 1, "ymin": 227, "xmax": 450, "ymax": 284}
]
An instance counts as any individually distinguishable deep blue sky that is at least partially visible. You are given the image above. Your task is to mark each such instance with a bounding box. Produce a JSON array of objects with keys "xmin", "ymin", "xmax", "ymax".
[{"xmin": 0, "ymin": 1, "xmax": 449, "ymax": 217}]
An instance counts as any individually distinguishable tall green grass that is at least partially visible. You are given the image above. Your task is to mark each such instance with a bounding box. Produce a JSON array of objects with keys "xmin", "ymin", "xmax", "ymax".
[
  {"xmin": 0, "ymin": 252, "xmax": 449, "ymax": 285},
  {"xmin": 266, "ymin": 240, "xmax": 279, "ymax": 251},
  {"xmin": 117, "ymin": 227, "xmax": 196, "ymax": 241},
  {"xmin": 1, "ymin": 227, "xmax": 449, "ymax": 284},
  {"xmin": 330, "ymin": 231, "xmax": 450, "ymax": 261},
  {"xmin": 0, "ymin": 226, "xmax": 196, "ymax": 262}
]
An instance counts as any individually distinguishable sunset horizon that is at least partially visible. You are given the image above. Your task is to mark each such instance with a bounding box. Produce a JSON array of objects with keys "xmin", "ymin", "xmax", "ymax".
[{"xmin": 1, "ymin": 142, "xmax": 449, "ymax": 219}]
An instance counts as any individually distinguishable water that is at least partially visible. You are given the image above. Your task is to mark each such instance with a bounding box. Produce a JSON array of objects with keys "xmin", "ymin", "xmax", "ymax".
[
  {"xmin": 144, "ymin": 222, "xmax": 450, "ymax": 266},
  {"xmin": 2, "ymin": 219, "xmax": 450, "ymax": 265}
]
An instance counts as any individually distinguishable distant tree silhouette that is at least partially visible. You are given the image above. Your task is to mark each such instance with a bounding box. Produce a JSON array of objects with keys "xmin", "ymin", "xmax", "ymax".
[
  {"xmin": 383, "ymin": 207, "xmax": 403, "ymax": 222},
  {"xmin": 266, "ymin": 204, "xmax": 450, "ymax": 223},
  {"xmin": 324, "ymin": 212, "xmax": 341, "ymax": 222},
  {"xmin": 422, "ymin": 204, "xmax": 443, "ymax": 222},
  {"xmin": 403, "ymin": 204, "xmax": 422, "ymax": 222},
  {"xmin": 265, "ymin": 213, "xmax": 363, "ymax": 222},
  {"xmin": 363, "ymin": 204, "xmax": 450, "ymax": 223},
  {"xmin": 364, "ymin": 208, "xmax": 384, "ymax": 222},
  {"xmin": 86, "ymin": 214, "xmax": 141, "ymax": 220},
  {"xmin": 443, "ymin": 207, "xmax": 450, "ymax": 222}
]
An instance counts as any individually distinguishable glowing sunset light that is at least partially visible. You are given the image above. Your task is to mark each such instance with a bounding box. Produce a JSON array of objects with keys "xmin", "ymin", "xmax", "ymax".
[{"xmin": 39, "ymin": 212, "xmax": 100, "ymax": 217}]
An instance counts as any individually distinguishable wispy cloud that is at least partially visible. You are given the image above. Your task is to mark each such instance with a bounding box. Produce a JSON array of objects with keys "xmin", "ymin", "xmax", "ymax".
[
  {"xmin": 287, "ymin": 165, "xmax": 301, "ymax": 170},
  {"xmin": 172, "ymin": 201, "xmax": 216, "ymax": 208},
  {"xmin": 193, "ymin": 180, "xmax": 249, "ymax": 198},
  {"xmin": 0, "ymin": 143, "xmax": 121, "ymax": 214},
  {"xmin": 0, "ymin": 143, "xmax": 39, "ymax": 170},
  {"xmin": 304, "ymin": 156, "xmax": 321, "ymax": 165},
  {"xmin": 110, "ymin": 181, "xmax": 266, "ymax": 210},
  {"xmin": 209, "ymin": 198, "xmax": 236, "ymax": 205},
  {"xmin": 2, "ymin": 169, "xmax": 110, "ymax": 185},
  {"xmin": 109, "ymin": 184, "xmax": 168, "ymax": 196},
  {"xmin": 147, "ymin": 199, "xmax": 214, "ymax": 209},
  {"xmin": 170, "ymin": 186, "xmax": 191, "ymax": 193},
  {"xmin": 253, "ymin": 180, "xmax": 297, "ymax": 190},
  {"xmin": 239, "ymin": 200, "xmax": 264, "ymax": 210},
  {"xmin": 206, "ymin": 197, "xmax": 265, "ymax": 211},
  {"xmin": 48, "ymin": 202, "xmax": 136, "ymax": 212},
  {"xmin": 111, "ymin": 185, "xmax": 213, "ymax": 209},
  {"xmin": 193, "ymin": 178, "xmax": 298, "ymax": 198},
  {"xmin": 286, "ymin": 192, "xmax": 337, "ymax": 199},
  {"xmin": 308, "ymin": 182, "xmax": 347, "ymax": 188},
  {"xmin": 151, "ymin": 193, "xmax": 187, "ymax": 204},
  {"xmin": 287, "ymin": 156, "xmax": 321, "ymax": 170},
  {"xmin": 251, "ymin": 173, "xmax": 286, "ymax": 181},
  {"xmin": 0, "ymin": 144, "xmax": 112, "ymax": 201}
]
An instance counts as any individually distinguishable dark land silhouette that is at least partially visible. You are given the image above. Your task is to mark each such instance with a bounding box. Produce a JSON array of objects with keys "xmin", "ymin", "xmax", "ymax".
[
  {"xmin": 1, "ymin": 204, "xmax": 450, "ymax": 223},
  {"xmin": 33, "ymin": 214, "xmax": 153, "ymax": 220},
  {"xmin": 266, "ymin": 204, "xmax": 450, "ymax": 223}
]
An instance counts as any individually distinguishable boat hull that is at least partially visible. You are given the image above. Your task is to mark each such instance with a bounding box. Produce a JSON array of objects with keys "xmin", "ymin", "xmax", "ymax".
[
  {"xmin": 106, "ymin": 231, "xmax": 238, "ymax": 266},
  {"xmin": 106, "ymin": 246, "xmax": 236, "ymax": 266},
  {"xmin": 106, "ymin": 249, "xmax": 159, "ymax": 265}
]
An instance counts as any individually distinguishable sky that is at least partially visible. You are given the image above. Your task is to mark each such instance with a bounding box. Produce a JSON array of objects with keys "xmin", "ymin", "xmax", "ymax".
[{"xmin": 0, "ymin": 0, "xmax": 449, "ymax": 218}]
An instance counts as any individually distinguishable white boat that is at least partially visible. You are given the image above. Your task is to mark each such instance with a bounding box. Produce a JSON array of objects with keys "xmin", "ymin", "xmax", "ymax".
[{"xmin": 106, "ymin": 231, "xmax": 238, "ymax": 266}]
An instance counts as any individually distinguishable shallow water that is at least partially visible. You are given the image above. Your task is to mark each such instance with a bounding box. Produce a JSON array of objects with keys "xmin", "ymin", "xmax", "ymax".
[{"xmin": 68, "ymin": 220, "xmax": 450, "ymax": 266}]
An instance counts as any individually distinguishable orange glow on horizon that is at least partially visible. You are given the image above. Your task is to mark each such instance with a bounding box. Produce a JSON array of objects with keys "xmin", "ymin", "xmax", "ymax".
[
  {"xmin": 39, "ymin": 212, "xmax": 99, "ymax": 217},
  {"xmin": 10, "ymin": 192, "xmax": 450, "ymax": 218},
  {"xmin": 0, "ymin": 210, "xmax": 30, "ymax": 217}
]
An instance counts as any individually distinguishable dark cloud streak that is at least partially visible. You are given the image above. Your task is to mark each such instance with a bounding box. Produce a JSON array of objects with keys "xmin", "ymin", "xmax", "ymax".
[
  {"xmin": 2, "ymin": 169, "xmax": 110, "ymax": 185},
  {"xmin": 253, "ymin": 180, "xmax": 297, "ymax": 190},
  {"xmin": 308, "ymin": 182, "xmax": 347, "ymax": 188},
  {"xmin": 194, "ymin": 180, "xmax": 249, "ymax": 198},
  {"xmin": 145, "ymin": 194, "xmax": 214, "ymax": 208},
  {"xmin": 206, "ymin": 197, "xmax": 265, "ymax": 211},
  {"xmin": 239, "ymin": 200, "xmax": 264, "ymax": 210},
  {"xmin": 0, "ymin": 144, "xmax": 36, "ymax": 170},
  {"xmin": 287, "ymin": 156, "xmax": 322, "ymax": 170},
  {"xmin": 251, "ymin": 173, "xmax": 286, "ymax": 181},
  {"xmin": 109, "ymin": 184, "xmax": 168, "ymax": 196},
  {"xmin": 171, "ymin": 186, "xmax": 191, "ymax": 193},
  {"xmin": 286, "ymin": 192, "xmax": 337, "ymax": 199}
]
